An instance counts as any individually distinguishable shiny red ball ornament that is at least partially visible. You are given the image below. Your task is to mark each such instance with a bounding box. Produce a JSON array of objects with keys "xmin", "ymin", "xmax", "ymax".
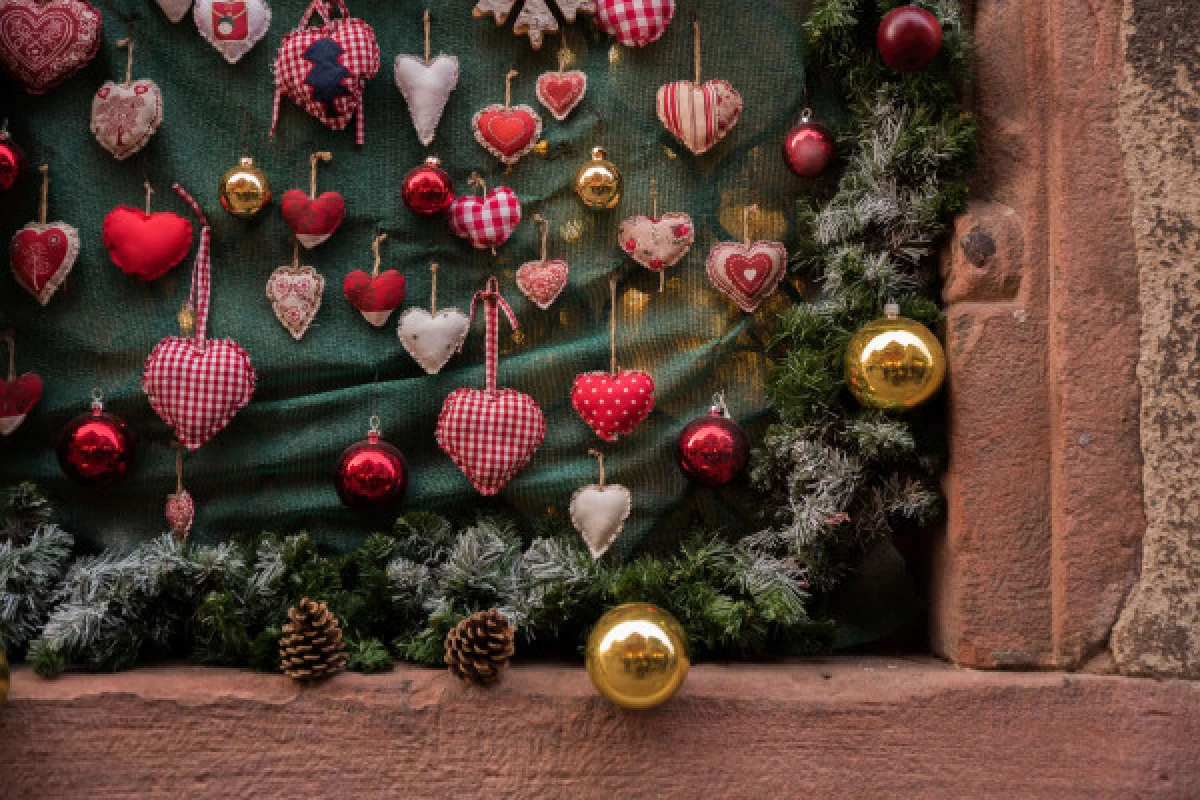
[
  {"xmin": 0, "ymin": 128, "xmax": 26, "ymax": 191},
  {"xmin": 676, "ymin": 396, "xmax": 749, "ymax": 488},
  {"xmin": 336, "ymin": 419, "xmax": 408, "ymax": 512},
  {"xmin": 57, "ymin": 392, "xmax": 134, "ymax": 486},
  {"xmin": 783, "ymin": 112, "xmax": 836, "ymax": 178},
  {"xmin": 402, "ymin": 156, "xmax": 454, "ymax": 216},
  {"xmin": 877, "ymin": 6, "xmax": 944, "ymax": 72}
]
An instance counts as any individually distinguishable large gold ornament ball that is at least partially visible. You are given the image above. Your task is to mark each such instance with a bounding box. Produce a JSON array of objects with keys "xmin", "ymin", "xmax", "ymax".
[
  {"xmin": 586, "ymin": 603, "xmax": 689, "ymax": 710},
  {"xmin": 574, "ymin": 146, "xmax": 623, "ymax": 210},
  {"xmin": 219, "ymin": 156, "xmax": 272, "ymax": 218},
  {"xmin": 0, "ymin": 649, "xmax": 8, "ymax": 706},
  {"xmin": 845, "ymin": 304, "xmax": 946, "ymax": 410}
]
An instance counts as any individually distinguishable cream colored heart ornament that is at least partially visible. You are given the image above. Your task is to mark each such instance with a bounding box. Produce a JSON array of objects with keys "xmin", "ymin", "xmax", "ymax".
[
  {"xmin": 194, "ymin": 0, "xmax": 272, "ymax": 65},
  {"xmin": 266, "ymin": 265, "xmax": 324, "ymax": 340},
  {"xmin": 570, "ymin": 483, "xmax": 632, "ymax": 559},
  {"xmin": 656, "ymin": 79, "xmax": 742, "ymax": 156},
  {"xmin": 397, "ymin": 307, "xmax": 470, "ymax": 375},
  {"xmin": 91, "ymin": 79, "xmax": 163, "ymax": 160},
  {"xmin": 618, "ymin": 212, "xmax": 694, "ymax": 272},
  {"xmin": 705, "ymin": 241, "xmax": 788, "ymax": 313}
]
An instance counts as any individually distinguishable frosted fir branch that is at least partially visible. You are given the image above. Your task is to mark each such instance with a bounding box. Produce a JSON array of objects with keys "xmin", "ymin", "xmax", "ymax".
[
  {"xmin": 0, "ymin": 524, "xmax": 74, "ymax": 649},
  {"xmin": 881, "ymin": 474, "xmax": 942, "ymax": 523},
  {"xmin": 387, "ymin": 556, "xmax": 434, "ymax": 605},
  {"xmin": 844, "ymin": 417, "xmax": 918, "ymax": 460},
  {"xmin": 437, "ymin": 522, "xmax": 523, "ymax": 603}
]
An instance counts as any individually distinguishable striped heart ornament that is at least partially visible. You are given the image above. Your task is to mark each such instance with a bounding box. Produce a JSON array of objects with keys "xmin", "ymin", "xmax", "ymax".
[{"xmin": 656, "ymin": 78, "xmax": 742, "ymax": 156}]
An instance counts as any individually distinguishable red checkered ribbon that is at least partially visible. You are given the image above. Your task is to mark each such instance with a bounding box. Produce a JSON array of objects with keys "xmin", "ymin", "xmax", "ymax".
[
  {"xmin": 465, "ymin": 276, "xmax": 518, "ymax": 392},
  {"xmin": 172, "ymin": 184, "xmax": 211, "ymax": 345}
]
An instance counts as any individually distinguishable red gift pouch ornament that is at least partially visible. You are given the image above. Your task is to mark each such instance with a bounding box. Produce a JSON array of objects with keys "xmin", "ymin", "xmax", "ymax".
[
  {"xmin": 142, "ymin": 185, "xmax": 256, "ymax": 451},
  {"xmin": 436, "ymin": 278, "xmax": 546, "ymax": 496},
  {"xmin": 270, "ymin": 0, "xmax": 380, "ymax": 146}
]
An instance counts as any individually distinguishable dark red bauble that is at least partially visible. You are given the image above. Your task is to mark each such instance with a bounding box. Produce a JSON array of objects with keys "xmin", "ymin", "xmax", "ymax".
[
  {"xmin": 676, "ymin": 408, "xmax": 750, "ymax": 488},
  {"xmin": 0, "ymin": 131, "xmax": 26, "ymax": 192},
  {"xmin": 783, "ymin": 118, "xmax": 837, "ymax": 178},
  {"xmin": 402, "ymin": 156, "xmax": 454, "ymax": 216},
  {"xmin": 336, "ymin": 430, "xmax": 408, "ymax": 512},
  {"xmin": 877, "ymin": 6, "xmax": 944, "ymax": 72},
  {"xmin": 57, "ymin": 404, "xmax": 134, "ymax": 486}
]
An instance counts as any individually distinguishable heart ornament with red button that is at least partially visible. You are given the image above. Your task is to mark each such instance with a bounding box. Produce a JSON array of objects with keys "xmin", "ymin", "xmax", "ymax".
[
  {"xmin": 473, "ymin": 69, "xmax": 542, "ymax": 166},
  {"xmin": 343, "ymin": 233, "xmax": 405, "ymax": 327},
  {"xmin": 0, "ymin": 0, "xmax": 102, "ymax": 95}
]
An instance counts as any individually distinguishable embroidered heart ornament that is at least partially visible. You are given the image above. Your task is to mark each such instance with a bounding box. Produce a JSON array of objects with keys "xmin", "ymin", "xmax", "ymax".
[
  {"xmin": 267, "ymin": 265, "xmax": 324, "ymax": 340},
  {"xmin": 571, "ymin": 370, "xmax": 655, "ymax": 442},
  {"xmin": 194, "ymin": 0, "xmax": 272, "ymax": 64},
  {"xmin": 536, "ymin": 70, "xmax": 587, "ymax": 121},
  {"xmin": 102, "ymin": 207, "xmax": 193, "ymax": 281},
  {"xmin": 516, "ymin": 259, "xmax": 569, "ymax": 311},
  {"xmin": 281, "ymin": 189, "xmax": 346, "ymax": 248},
  {"xmin": 0, "ymin": 372, "xmax": 42, "ymax": 436},
  {"xmin": 343, "ymin": 269, "xmax": 405, "ymax": 327},
  {"xmin": 473, "ymin": 104, "xmax": 542, "ymax": 165},
  {"xmin": 394, "ymin": 53, "xmax": 459, "ymax": 146},
  {"xmin": 595, "ymin": 0, "xmax": 675, "ymax": 47},
  {"xmin": 656, "ymin": 79, "xmax": 743, "ymax": 155},
  {"xmin": 706, "ymin": 241, "xmax": 788, "ymax": 313},
  {"xmin": 449, "ymin": 187, "xmax": 521, "ymax": 250},
  {"xmin": 0, "ymin": 0, "xmax": 102, "ymax": 95},
  {"xmin": 570, "ymin": 483, "xmax": 632, "ymax": 559},
  {"xmin": 142, "ymin": 338, "xmax": 256, "ymax": 450},
  {"xmin": 397, "ymin": 307, "xmax": 470, "ymax": 375},
  {"xmin": 437, "ymin": 388, "xmax": 546, "ymax": 496},
  {"xmin": 11, "ymin": 222, "xmax": 80, "ymax": 305},
  {"xmin": 618, "ymin": 212, "xmax": 694, "ymax": 271},
  {"xmin": 91, "ymin": 80, "xmax": 164, "ymax": 161}
]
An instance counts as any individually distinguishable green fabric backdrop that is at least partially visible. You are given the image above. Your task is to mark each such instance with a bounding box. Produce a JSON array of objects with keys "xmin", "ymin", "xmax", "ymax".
[{"xmin": 0, "ymin": 0, "xmax": 834, "ymax": 556}]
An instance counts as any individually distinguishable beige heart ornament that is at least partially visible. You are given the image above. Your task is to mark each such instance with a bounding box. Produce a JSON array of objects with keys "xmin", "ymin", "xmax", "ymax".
[
  {"xmin": 397, "ymin": 308, "xmax": 470, "ymax": 375},
  {"xmin": 266, "ymin": 264, "xmax": 324, "ymax": 340},
  {"xmin": 570, "ymin": 451, "xmax": 631, "ymax": 559}
]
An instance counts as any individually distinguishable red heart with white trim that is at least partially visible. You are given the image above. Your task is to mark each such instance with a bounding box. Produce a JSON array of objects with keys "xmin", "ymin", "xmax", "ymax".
[
  {"xmin": 472, "ymin": 104, "xmax": 542, "ymax": 165},
  {"xmin": 102, "ymin": 206, "xmax": 193, "ymax": 281},
  {"xmin": 515, "ymin": 259, "xmax": 570, "ymax": 311},
  {"xmin": 281, "ymin": 189, "xmax": 345, "ymax": 249},
  {"xmin": 343, "ymin": 269, "xmax": 406, "ymax": 327},
  {"xmin": 0, "ymin": 372, "xmax": 41, "ymax": 435},
  {"xmin": 10, "ymin": 221, "xmax": 79, "ymax": 305},
  {"xmin": 535, "ymin": 70, "xmax": 586, "ymax": 121},
  {"xmin": 0, "ymin": 0, "xmax": 102, "ymax": 95},
  {"xmin": 656, "ymin": 79, "xmax": 743, "ymax": 156},
  {"xmin": 705, "ymin": 241, "xmax": 789, "ymax": 313},
  {"xmin": 437, "ymin": 387, "xmax": 546, "ymax": 496},
  {"xmin": 571, "ymin": 370, "xmax": 655, "ymax": 442},
  {"xmin": 142, "ymin": 337, "xmax": 255, "ymax": 450}
]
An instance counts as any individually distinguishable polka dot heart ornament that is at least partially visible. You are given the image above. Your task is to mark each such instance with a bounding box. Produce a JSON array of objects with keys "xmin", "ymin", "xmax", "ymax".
[
  {"xmin": 90, "ymin": 37, "xmax": 163, "ymax": 161},
  {"xmin": 449, "ymin": 173, "xmax": 522, "ymax": 253},
  {"xmin": 10, "ymin": 164, "xmax": 79, "ymax": 306},
  {"xmin": 473, "ymin": 69, "xmax": 542, "ymax": 167},
  {"xmin": 570, "ymin": 276, "xmax": 655, "ymax": 442},
  {"xmin": 397, "ymin": 263, "xmax": 471, "ymax": 375},
  {"xmin": 436, "ymin": 278, "xmax": 546, "ymax": 496},
  {"xmin": 515, "ymin": 214, "xmax": 570, "ymax": 311},
  {"xmin": 0, "ymin": 333, "xmax": 42, "ymax": 437},
  {"xmin": 705, "ymin": 204, "xmax": 788, "ymax": 313},
  {"xmin": 656, "ymin": 19, "xmax": 742, "ymax": 156},
  {"xmin": 618, "ymin": 177, "xmax": 693, "ymax": 292},
  {"xmin": 281, "ymin": 151, "xmax": 345, "ymax": 249},
  {"xmin": 343, "ymin": 233, "xmax": 406, "ymax": 327},
  {"xmin": 570, "ymin": 449, "xmax": 632, "ymax": 560}
]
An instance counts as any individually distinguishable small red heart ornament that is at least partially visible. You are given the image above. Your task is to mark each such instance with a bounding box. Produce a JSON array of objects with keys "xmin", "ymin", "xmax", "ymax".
[
  {"xmin": 281, "ymin": 189, "xmax": 346, "ymax": 248},
  {"xmin": 0, "ymin": 372, "xmax": 42, "ymax": 435},
  {"xmin": 437, "ymin": 388, "xmax": 546, "ymax": 496},
  {"xmin": 515, "ymin": 259, "xmax": 569, "ymax": 311},
  {"xmin": 11, "ymin": 222, "xmax": 80, "ymax": 305},
  {"xmin": 343, "ymin": 269, "xmax": 406, "ymax": 327},
  {"xmin": 595, "ymin": 0, "xmax": 675, "ymax": 47},
  {"xmin": 536, "ymin": 70, "xmax": 587, "ymax": 121},
  {"xmin": 473, "ymin": 104, "xmax": 542, "ymax": 165},
  {"xmin": 571, "ymin": 370, "xmax": 655, "ymax": 442},
  {"xmin": 0, "ymin": 0, "xmax": 102, "ymax": 94},
  {"xmin": 449, "ymin": 187, "xmax": 522, "ymax": 250},
  {"xmin": 142, "ymin": 338, "xmax": 255, "ymax": 450},
  {"xmin": 705, "ymin": 241, "xmax": 788, "ymax": 313},
  {"xmin": 102, "ymin": 206, "xmax": 193, "ymax": 281}
]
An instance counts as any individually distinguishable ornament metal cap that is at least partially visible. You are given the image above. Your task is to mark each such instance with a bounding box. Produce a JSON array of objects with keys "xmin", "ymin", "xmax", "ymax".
[
  {"xmin": 884, "ymin": 302, "xmax": 901, "ymax": 318},
  {"xmin": 90, "ymin": 387, "xmax": 104, "ymax": 414}
]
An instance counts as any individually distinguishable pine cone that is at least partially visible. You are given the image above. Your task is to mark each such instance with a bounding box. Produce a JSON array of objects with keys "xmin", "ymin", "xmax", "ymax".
[
  {"xmin": 279, "ymin": 597, "xmax": 348, "ymax": 681},
  {"xmin": 444, "ymin": 609, "xmax": 515, "ymax": 685}
]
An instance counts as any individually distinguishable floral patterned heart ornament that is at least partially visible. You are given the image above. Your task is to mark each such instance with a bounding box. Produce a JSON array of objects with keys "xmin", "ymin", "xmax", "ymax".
[
  {"xmin": 0, "ymin": 0, "xmax": 102, "ymax": 95},
  {"xmin": 473, "ymin": 69, "xmax": 542, "ymax": 166},
  {"xmin": 194, "ymin": 0, "xmax": 272, "ymax": 65},
  {"xmin": 267, "ymin": 260, "xmax": 324, "ymax": 340},
  {"xmin": 618, "ymin": 178, "xmax": 694, "ymax": 291},
  {"xmin": 705, "ymin": 206, "xmax": 787, "ymax": 313},
  {"xmin": 11, "ymin": 164, "xmax": 79, "ymax": 306},
  {"xmin": 90, "ymin": 40, "xmax": 162, "ymax": 161},
  {"xmin": 515, "ymin": 214, "xmax": 569, "ymax": 310}
]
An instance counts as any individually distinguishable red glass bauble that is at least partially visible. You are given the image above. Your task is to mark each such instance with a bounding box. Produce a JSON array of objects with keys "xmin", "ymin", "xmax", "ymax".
[
  {"xmin": 877, "ymin": 6, "xmax": 944, "ymax": 72},
  {"xmin": 676, "ymin": 407, "xmax": 749, "ymax": 488},
  {"xmin": 783, "ymin": 117, "xmax": 836, "ymax": 178},
  {"xmin": 336, "ymin": 430, "xmax": 408, "ymax": 512},
  {"xmin": 402, "ymin": 156, "xmax": 454, "ymax": 216},
  {"xmin": 0, "ymin": 131, "xmax": 26, "ymax": 192},
  {"xmin": 57, "ymin": 403, "xmax": 134, "ymax": 485}
]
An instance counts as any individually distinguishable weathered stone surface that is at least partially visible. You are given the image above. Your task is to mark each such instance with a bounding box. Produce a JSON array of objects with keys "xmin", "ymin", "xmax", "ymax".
[
  {"xmin": 2, "ymin": 661, "xmax": 1197, "ymax": 799},
  {"xmin": 1111, "ymin": 0, "xmax": 1200, "ymax": 678}
]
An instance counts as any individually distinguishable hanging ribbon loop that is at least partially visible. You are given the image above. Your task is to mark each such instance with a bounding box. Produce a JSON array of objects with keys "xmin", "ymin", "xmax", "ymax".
[
  {"xmin": 172, "ymin": 183, "xmax": 212, "ymax": 347},
  {"xmin": 465, "ymin": 276, "xmax": 518, "ymax": 392}
]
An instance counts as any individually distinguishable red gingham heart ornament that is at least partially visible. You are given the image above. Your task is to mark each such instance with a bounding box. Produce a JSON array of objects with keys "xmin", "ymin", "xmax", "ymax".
[
  {"xmin": 449, "ymin": 176, "xmax": 521, "ymax": 251},
  {"xmin": 142, "ymin": 186, "xmax": 255, "ymax": 451},
  {"xmin": 436, "ymin": 278, "xmax": 545, "ymax": 496},
  {"xmin": 0, "ymin": 0, "xmax": 102, "ymax": 95},
  {"xmin": 595, "ymin": 0, "xmax": 675, "ymax": 48}
]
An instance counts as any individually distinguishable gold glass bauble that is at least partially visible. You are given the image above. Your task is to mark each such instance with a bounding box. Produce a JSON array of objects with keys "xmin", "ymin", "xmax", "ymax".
[
  {"xmin": 219, "ymin": 156, "xmax": 272, "ymax": 219},
  {"xmin": 0, "ymin": 649, "xmax": 8, "ymax": 706},
  {"xmin": 586, "ymin": 603, "xmax": 689, "ymax": 710},
  {"xmin": 574, "ymin": 146, "xmax": 623, "ymax": 210},
  {"xmin": 845, "ymin": 303, "xmax": 946, "ymax": 410}
]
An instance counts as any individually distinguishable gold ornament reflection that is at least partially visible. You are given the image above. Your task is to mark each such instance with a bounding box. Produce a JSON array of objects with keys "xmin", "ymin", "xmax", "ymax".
[
  {"xmin": 219, "ymin": 156, "xmax": 272, "ymax": 219},
  {"xmin": 574, "ymin": 146, "xmax": 622, "ymax": 210},
  {"xmin": 845, "ymin": 310, "xmax": 946, "ymax": 410},
  {"xmin": 586, "ymin": 603, "xmax": 689, "ymax": 709}
]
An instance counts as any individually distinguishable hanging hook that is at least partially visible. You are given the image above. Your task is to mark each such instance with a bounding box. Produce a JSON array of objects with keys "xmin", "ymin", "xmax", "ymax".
[
  {"xmin": 371, "ymin": 232, "xmax": 388, "ymax": 277},
  {"xmin": 504, "ymin": 68, "xmax": 518, "ymax": 108},
  {"xmin": 533, "ymin": 213, "xmax": 549, "ymax": 264},
  {"xmin": 742, "ymin": 204, "xmax": 759, "ymax": 247},
  {"xmin": 588, "ymin": 448, "xmax": 607, "ymax": 490},
  {"xmin": 116, "ymin": 36, "xmax": 134, "ymax": 84}
]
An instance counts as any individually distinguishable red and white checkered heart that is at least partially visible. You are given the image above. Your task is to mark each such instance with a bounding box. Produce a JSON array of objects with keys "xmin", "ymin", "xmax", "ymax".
[
  {"xmin": 91, "ymin": 79, "xmax": 163, "ymax": 161},
  {"xmin": 656, "ymin": 79, "xmax": 743, "ymax": 155},
  {"xmin": 535, "ymin": 70, "xmax": 587, "ymax": 121},
  {"xmin": 449, "ymin": 187, "xmax": 522, "ymax": 251},
  {"xmin": 472, "ymin": 104, "xmax": 542, "ymax": 166},
  {"xmin": 571, "ymin": 370, "xmax": 655, "ymax": 442},
  {"xmin": 618, "ymin": 212, "xmax": 694, "ymax": 272},
  {"xmin": 705, "ymin": 241, "xmax": 789, "ymax": 313},
  {"xmin": 142, "ymin": 337, "xmax": 256, "ymax": 450},
  {"xmin": 10, "ymin": 221, "xmax": 79, "ymax": 305},
  {"xmin": 515, "ymin": 258, "xmax": 569, "ymax": 311},
  {"xmin": 595, "ymin": 0, "xmax": 676, "ymax": 47},
  {"xmin": 267, "ymin": 265, "xmax": 324, "ymax": 341},
  {"xmin": 436, "ymin": 388, "xmax": 546, "ymax": 496}
]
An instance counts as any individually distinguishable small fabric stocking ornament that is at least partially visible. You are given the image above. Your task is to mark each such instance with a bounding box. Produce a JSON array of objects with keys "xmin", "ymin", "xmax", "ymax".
[
  {"xmin": 436, "ymin": 278, "xmax": 546, "ymax": 495},
  {"xmin": 11, "ymin": 164, "xmax": 79, "ymax": 306},
  {"xmin": 0, "ymin": 333, "xmax": 42, "ymax": 436},
  {"xmin": 281, "ymin": 151, "xmax": 345, "ymax": 249},
  {"xmin": 394, "ymin": 10, "xmax": 458, "ymax": 147},
  {"xmin": 705, "ymin": 204, "xmax": 787, "ymax": 313},
  {"xmin": 267, "ymin": 243, "xmax": 324, "ymax": 340},
  {"xmin": 142, "ymin": 185, "xmax": 256, "ymax": 450},
  {"xmin": 449, "ymin": 173, "xmax": 521, "ymax": 252},
  {"xmin": 91, "ymin": 38, "xmax": 163, "ymax": 161},
  {"xmin": 398, "ymin": 263, "xmax": 470, "ymax": 375},
  {"xmin": 0, "ymin": 0, "xmax": 102, "ymax": 94},
  {"xmin": 195, "ymin": 0, "xmax": 272, "ymax": 64},
  {"xmin": 618, "ymin": 177, "xmax": 693, "ymax": 292},
  {"xmin": 656, "ymin": 20, "xmax": 742, "ymax": 155},
  {"xmin": 343, "ymin": 232, "xmax": 405, "ymax": 327},
  {"xmin": 516, "ymin": 214, "xmax": 570, "ymax": 310},
  {"xmin": 570, "ymin": 449, "xmax": 631, "ymax": 559},
  {"xmin": 473, "ymin": 69, "xmax": 542, "ymax": 167}
]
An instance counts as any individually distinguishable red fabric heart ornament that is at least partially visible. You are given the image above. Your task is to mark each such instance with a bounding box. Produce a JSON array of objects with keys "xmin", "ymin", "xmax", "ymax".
[
  {"xmin": 571, "ymin": 370, "xmax": 655, "ymax": 442},
  {"xmin": 0, "ymin": 0, "xmax": 102, "ymax": 95},
  {"xmin": 535, "ymin": 70, "xmax": 587, "ymax": 121},
  {"xmin": 516, "ymin": 258, "xmax": 569, "ymax": 311},
  {"xmin": 103, "ymin": 206, "xmax": 193, "ymax": 281},
  {"xmin": 595, "ymin": 0, "xmax": 676, "ymax": 47},
  {"xmin": 705, "ymin": 241, "xmax": 788, "ymax": 313},
  {"xmin": 11, "ymin": 222, "xmax": 80, "ymax": 305},
  {"xmin": 473, "ymin": 105, "xmax": 542, "ymax": 166},
  {"xmin": 448, "ymin": 186, "xmax": 521, "ymax": 251},
  {"xmin": 0, "ymin": 373, "xmax": 42, "ymax": 436},
  {"xmin": 343, "ymin": 269, "xmax": 405, "ymax": 327},
  {"xmin": 281, "ymin": 189, "xmax": 346, "ymax": 248}
]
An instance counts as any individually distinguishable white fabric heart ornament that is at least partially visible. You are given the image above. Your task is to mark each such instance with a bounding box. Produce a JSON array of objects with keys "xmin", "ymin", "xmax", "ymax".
[
  {"xmin": 394, "ymin": 53, "xmax": 459, "ymax": 147},
  {"xmin": 266, "ymin": 264, "xmax": 324, "ymax": 340},
  {"xmin": 194, "ymin": 0, "xmax": 272, "ymax": 65},
  {"xmin": 570, "ymin": 482, "xmax": 631, "ymax": 559},
  {"xmin": 91, "ymin": 79, "xmax": 163, "ymax": 161},
  {"xmin": 397, "ymin": 307, "xmax": 470, "ymax": 375},
  {"xmin": 156, "ymin": 0, "xmax": 192, "ymax": 22}
]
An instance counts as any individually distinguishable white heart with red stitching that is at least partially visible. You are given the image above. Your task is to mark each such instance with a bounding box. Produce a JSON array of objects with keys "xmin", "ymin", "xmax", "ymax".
[
  {"xmin": 397, "ymin": 307, "xmax": 470, "ymax": 375},
  {"xmin": 194, "ymin": 0, "xmax": 272, "ymax": 65}
]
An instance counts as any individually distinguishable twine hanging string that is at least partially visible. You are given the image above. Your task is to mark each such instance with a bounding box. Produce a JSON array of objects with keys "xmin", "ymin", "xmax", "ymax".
[
  {"xmin": 309, "ymin": 151, "xmax": 331, "ymax": 199},
  {"xmin": 429, "ymin": 262, "xmax": 439, "ymax": 313},
  {"xmin": 371, "ymin": 232, "xmax": 388, "ymax": 278},
  {"xmin": 3, "ymin": 331, "xmax": 14, "ymax": 383},
  {"xmin": 117, "ymin": 36, "xmax": 134, "ymax": 84},
  {"xmin": 558, "ymin": 43, "xmax": 571, "ymax": 74},
  {"xmin": 589, "ymin": 449, "xmax": 607, "ymax": 489},
  {"xmin": 144, "ymin": 181, "xmax": 154, "ymax": 214},
  {"xmin": 38, "ymin": 164, "xmax": 49, "ymax": 226},
  {"xmin": 424, "ymin": 8, "xmax": 432, "ymax": 63},
  {"xmin": 609, "ymin": 275, "xmax": 619, "ymax": 376},
  {"xmin": 693, "ymin": 18, "xmax": 701, "ymax": 86},
  {"xmin": 742, "ymin": 204, "xmax": 759, "ymax": 247},
  {"xmin": 466, "ymin": 277, "xmax": 518, "ymax": 392},
  {"xmin": 504, "ymin": 68, "xmax": 518, "ymax": 109},
  {"xmin": 533, "ymin": 213, "xmax": 549, "ymax": 264},
  {"xmin": 292, "ymin": 239, "xmax": 300, "ymax": 269},
  {"xmin": 650, "ymin": 178, "xmax": 666, "ymax": 292}
]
